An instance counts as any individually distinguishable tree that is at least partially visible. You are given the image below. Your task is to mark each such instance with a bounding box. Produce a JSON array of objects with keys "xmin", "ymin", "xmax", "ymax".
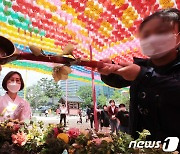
[
  {"xmin": 97, "ymin": 93, "xmax": 107, "ymax": 108},
  {"xmin": 26, "ymin": 85, "xmax": 49, "ymax": 109},
  {"xmin": 26, "ymin": 78, "xmax": 62, "ymax": 109},
  {"xmin": 111, "ymin": 89, "xmax": 130, "ymax": 107},
  {"xmin": 77, "ymin": 86, "xmax": 92, "ymax": 108},
  {"xmin": 120, "ymin": 91, "xmax": 130, "ymax": 108},
  {"xmin": 111, "ymin": 89, "xmax": 121, "ymax": 103},
  {"xmin": 38, "ymin": 78, "xmax": 62, "ymax": 99}
]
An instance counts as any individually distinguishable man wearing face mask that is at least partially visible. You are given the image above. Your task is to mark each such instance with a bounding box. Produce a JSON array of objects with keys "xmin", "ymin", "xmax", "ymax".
[
  {"xmin": 0, "ymin": 71, "xmax": 31, "ymax": 121},
  {"xmin": 98, "ymin": 8, "xmax": 180, "ymax": 151}
]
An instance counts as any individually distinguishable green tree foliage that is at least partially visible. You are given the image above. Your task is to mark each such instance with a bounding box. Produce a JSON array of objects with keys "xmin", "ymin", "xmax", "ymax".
[
  {"xmin": 111, "ymin": 89, "xmax": 121, "ymax": 102},
  {"xmin": 26, "ymin": 85, "xmax": 49, "ymax": 109},
  {"xmin": 111, "ymin": 89, "xmax": 130, "ymax": 107},
  {"xmin": 26, "ymin": 78, "xmax": 62, "ymax": 109},
  {"xmin": 38, "ymin": 78, "xmax": 62, "ymax": 99},
  {"xmin": 121, "ymin": 92, "xmax": 130, "ymax": 107},
  {"xmin": 77, "ymin": 86, "xmax": 92, "ymax": 108},
  {"xmin": 97, "ymin": 93, "xmax": 107, "ymax": 108}
]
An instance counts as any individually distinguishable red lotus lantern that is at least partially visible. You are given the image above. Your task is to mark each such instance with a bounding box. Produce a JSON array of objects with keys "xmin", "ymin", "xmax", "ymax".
[
  {"xmin": 33, "ymin": 6, "xmax": 40, "ymax": 13},
  {"xmin": 12, "ymin": 4, "xmax": 19, "ymax": 11},
  {"xmin": 120, "ymin": 4, "xmax": 129, "ymax": 10},
  {"xmin": 45, "ymin": 12, "xmax": 52, "ymax": 19},
  {"xmin": 129, "ymin": 26, "xmax": 136, "ymax": 32}
]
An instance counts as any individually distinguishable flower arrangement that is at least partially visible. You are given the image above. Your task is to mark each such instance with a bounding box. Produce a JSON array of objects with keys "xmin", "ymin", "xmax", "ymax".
[
  {"xmin": 67, "ymin": 128, "xmax": 80, "ymax": 139},
  {"xmin": 12, "ymin": 132, "xmax": 27, "ymax": 146},
  {"xmin": 0, "ymin": 119, "xmax": 176, "ymax": 154}
]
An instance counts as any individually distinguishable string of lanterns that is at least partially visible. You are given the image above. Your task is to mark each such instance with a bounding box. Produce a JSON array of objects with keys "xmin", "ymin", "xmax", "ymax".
[{"xmin": 0, "ymin": 0, "xmax": 179, "ymax": 78}]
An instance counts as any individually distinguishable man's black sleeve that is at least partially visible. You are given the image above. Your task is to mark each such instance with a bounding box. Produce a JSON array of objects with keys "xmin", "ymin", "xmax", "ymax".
[{"xmin": 101, "ymin": 73, "xmax": 131, "ymax": 88}]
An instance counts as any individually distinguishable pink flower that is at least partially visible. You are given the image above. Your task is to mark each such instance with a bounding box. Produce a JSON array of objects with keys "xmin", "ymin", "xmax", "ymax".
[
  {"xmin": 67, "ymin": 128, "xmax": 80, "ymax": 139},
  {"xmin": 92, "ymin": 138, "xmax": 102, "ymax": 145},
  {"xmin": 12, "ymin": 132, "xmax": 27, "ymax": 146},
  {"xmin": 53, "ymin": 127, "xmax": 59, "ymax": 137},
  {"xmin": 13, "ymin": 124, "xmax": 20, "ymax": 132}
]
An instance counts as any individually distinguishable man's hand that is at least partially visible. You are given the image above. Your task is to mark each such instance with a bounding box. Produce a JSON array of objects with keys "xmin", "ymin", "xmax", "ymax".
[
  {"xmin": 114, "ymin": 64, "xmax": 141, "ymax": 81},
  {"xmin": 97, "ymin": 58, "xmax": 122, "ymax": 75},
  {"xmin": 97, "ymin": 58, "xmax": 141, "ymax": 81}
]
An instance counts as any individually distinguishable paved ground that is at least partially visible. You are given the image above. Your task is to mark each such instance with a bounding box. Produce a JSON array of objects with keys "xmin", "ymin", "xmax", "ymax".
[{"xmin": 32, "ymin": 115, "xmax": 91, "ymax": 129}]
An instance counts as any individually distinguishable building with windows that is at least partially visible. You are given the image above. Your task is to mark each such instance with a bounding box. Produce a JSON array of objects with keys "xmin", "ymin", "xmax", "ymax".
[
  {"xmin": 60, "ymin": 80, "xmax": 87, "ymax": 96},
  {"xmin": 59, "ymin": 96, "xmax": 84, "ymax": 115},
  {"xmin": 103, "ymin": 86, "xmax": 114, "ymax": 99},
  {"xmin": 60, "ymin": 79, "xmax": 115, "ymax": 102}
]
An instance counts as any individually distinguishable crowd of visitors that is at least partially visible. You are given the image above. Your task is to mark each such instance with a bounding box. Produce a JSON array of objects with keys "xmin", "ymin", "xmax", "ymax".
[
  {"xmin": 56, "ymin": 99, "xmax": 128, "ymax": 134},
  {"xmin": 86, "ymin": 100, "xmax": 129, "ymax": 134}
]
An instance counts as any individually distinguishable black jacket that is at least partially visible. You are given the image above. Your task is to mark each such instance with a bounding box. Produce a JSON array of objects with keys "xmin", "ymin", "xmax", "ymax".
[
  {"xmin": 101, "ymin": 110, "xmax": 110, "ymax": 127},
  {"xmin": 101, "ymin": 53, "xmax": 180, "ymax": 145},
  {"xmin": 116, "ymin": 110, "xmax": 129, "ymax": 127}
]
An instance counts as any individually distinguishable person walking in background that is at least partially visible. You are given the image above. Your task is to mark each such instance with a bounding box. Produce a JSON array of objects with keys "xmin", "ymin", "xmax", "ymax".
[
  {"xmin": 56, "ymin": 108, "xmax": 60, "ymax": 115},
  {"xmin": 107, "ymin": 100, "xmax": 118, "ymax": 134},
  {"xmin": 86, "ymin": 105, "xmax": 90, "ymax": 122},
  {"xmin": 97, "ymin": 106, "xmax": 102, "ymax": 131},
  {"xmin": 45, "ymin": 110, "xmax": 48, "ymax": 117},
  {"xmin": 48, "ymin": 109, "xmax": 51, "ymax": 115},
  {"xmin": 77, "ymin": 109, "xmax": 82, "ymax": 124},
  {"xmin": 116, "ymin": 104, "xmax": 129, "ymax": 133},
  {"xmin": 89, "ymin": 106, "xmax": 94, "ymax": 129},
  {"xmin": 60, "ymin": 104, "xmax": 68, "ymax": 127},
  {"xmin": 56, "ymin": 108, "xmax": 60, "ymax": 119},
  {"xmin": 101, "ymin": 105, "xmax": 110, "ymax": 133}
]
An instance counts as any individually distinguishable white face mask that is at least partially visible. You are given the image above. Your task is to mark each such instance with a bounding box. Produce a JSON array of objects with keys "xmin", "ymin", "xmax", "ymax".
[
  {"xmin": 140, "ymin": 33, "xmax": 179, "ymax": 59},
  {"xmin": 7, "ymin": 82, "xmax": 21, "ymax": 93}
]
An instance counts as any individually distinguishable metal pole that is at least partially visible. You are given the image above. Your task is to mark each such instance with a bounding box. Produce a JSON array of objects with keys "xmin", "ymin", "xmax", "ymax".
[
  {"xmin": 89, "ymin": 45, "xmax": 98, "ymax": 131},
  {"xmin": 65, "ymin": 80, "xmax": 68, "ymax": 113}
]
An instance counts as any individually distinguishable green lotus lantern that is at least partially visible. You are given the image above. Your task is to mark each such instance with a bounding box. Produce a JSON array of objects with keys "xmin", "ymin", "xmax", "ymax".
[
  {"xmin": 3, "ymin": 0, "xmax": 12, "ymax": 8},
  {"xmin": 14, "ymin": 19, "xmax": 21, "ymax": 28},
  {"xmin": 21, "ymin": 23, "xmax": 28, "ymax": 30},
  {"xmin": 8, "ymin": 18, "xmax": 15, "ymax": 25},
  {"xmin": 28, "ymin": 26, "xmax": 33, "ymax": 32},
  {"xmin": 11, "ymin": 11, "xmax": 18, "ymax": 19},
  {"xmin": 3, "ymin": 9, "xmax": 11, "ymax": 16},
  {"xmin": 18, "ymin": 14, "xmax": 25, "ymax": 22},
  {"xmin": 34, "ymin": 27, "xmax": 39, "ymax": 34},
  {"xmin": 0, "ymin": 13, "xmax": 7, "ymax": 22},
  {"xmin": 39, "ymin": 30, "xmax": 46, "ymax": 36}
]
